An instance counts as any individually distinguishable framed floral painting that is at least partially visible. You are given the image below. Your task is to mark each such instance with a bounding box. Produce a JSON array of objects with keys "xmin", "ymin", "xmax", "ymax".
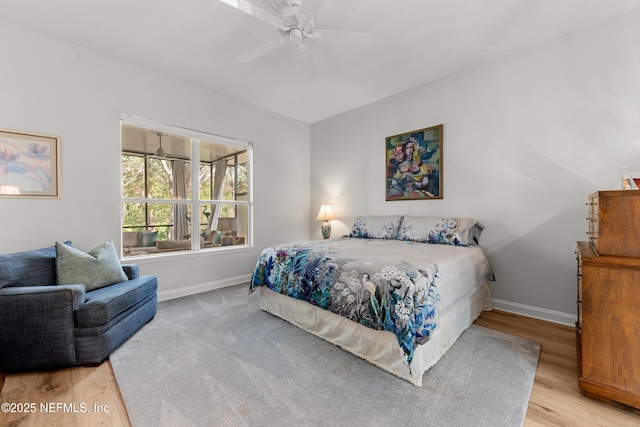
[
  {"xmin": 0, "ymin": 128, "xmax": 60, "ymax": 198},
  {"xmin": 386, "ymin": 124, "xmax": 443, "ymax": 201}
]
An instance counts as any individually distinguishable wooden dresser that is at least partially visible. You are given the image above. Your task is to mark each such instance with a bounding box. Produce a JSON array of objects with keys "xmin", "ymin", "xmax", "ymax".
[{"xmin": 576, "ymin": 190, "xmax": 640, "ymax": 408}]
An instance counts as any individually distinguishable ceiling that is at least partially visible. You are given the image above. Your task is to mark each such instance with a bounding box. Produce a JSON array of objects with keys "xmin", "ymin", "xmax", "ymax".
[
  {"xmin": 121, "ymin": 124, "xmax": 246, "ymax": 162},
  {"xmin": 2, "ymin": 0, "xmax": 640, "ymax": 124}
]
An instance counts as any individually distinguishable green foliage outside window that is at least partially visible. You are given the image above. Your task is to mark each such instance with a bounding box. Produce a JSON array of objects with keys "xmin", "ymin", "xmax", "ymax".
[{"xmin": 122, "ymin": 153, "xmax": 247, "ymax": 236}]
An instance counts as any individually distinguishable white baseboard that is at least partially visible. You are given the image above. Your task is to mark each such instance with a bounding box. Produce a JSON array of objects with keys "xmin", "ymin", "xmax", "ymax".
[
  {"xmin": 158, "ymin": 274, "xmax": 252, "ymax": 302},
  {"xmin": 491, "ymin": 298, "xmax": 576, "ymax": 327}
]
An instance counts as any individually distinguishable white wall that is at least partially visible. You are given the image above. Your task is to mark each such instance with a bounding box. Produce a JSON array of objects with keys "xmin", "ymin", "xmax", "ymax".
[
  {"xmin": 4, "ymin": 10, "xmax": 640, "ymax": 321},
  {"xmin": 0, "ymin": 21, "xmax": 311, "ymax": 298},
  {"xmin": 310, "ymin": 11, "xmax": 640, "ymax": 324}
]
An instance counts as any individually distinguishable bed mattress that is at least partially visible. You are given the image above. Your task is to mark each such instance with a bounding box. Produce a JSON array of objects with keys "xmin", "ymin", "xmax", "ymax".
[{"xmin": 251, "ymin": 238, "xmax": 494, "ymax": 386}]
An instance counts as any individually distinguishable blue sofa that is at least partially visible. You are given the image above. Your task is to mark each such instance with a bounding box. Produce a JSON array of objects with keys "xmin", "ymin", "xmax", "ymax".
[{"xmin": 0, "ymin": 243, "xmax": 157, "ymax": 372}]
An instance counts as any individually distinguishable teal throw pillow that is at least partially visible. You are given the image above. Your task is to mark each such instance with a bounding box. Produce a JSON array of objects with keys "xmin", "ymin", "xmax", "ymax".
[
  {"xmin": 55, "ymin": 241, "xmax": 128, "ymax": 291},
  {"xmin": 213, "ymin": 232, "xmax": 223, "ymax": 245}
]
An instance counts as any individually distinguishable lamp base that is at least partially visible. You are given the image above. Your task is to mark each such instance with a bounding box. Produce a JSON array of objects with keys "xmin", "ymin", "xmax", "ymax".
[{"xmin": 320, "ymin": 220, "xmax": 331, "ymax": 239}]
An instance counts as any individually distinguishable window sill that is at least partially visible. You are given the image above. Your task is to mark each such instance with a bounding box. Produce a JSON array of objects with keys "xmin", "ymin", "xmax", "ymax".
[{"xmin": 121, "ymin": 244, "xmax": 255, "ymax": 264}]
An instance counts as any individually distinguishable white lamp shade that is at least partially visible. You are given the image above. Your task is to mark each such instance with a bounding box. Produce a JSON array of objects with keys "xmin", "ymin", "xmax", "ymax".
[
  {"xmin": 216, "ymin": 217, "xmax": 238, "ymax": 231},
  {"xmin": 315, "ymin": 204, "xmax": 336, "ymax": 221}
]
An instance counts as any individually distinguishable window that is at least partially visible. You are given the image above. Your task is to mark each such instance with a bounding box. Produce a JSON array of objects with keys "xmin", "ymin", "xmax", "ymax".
[{"xmin": 120, "ymin": 117, "xmax": 252, "ymax": 257}]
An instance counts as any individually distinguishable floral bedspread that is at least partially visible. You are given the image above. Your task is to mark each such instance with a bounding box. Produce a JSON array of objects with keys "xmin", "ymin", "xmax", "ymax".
[{"xmin": 249, "ymin": 237, "xmax": 442, "ymax": 365}]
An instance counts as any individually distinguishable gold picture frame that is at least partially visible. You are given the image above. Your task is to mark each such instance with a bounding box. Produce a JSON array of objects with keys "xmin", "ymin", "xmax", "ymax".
[
  {"xmin": 386, "ymin": 124, "xmax": 443, "ymax": 200},
  {"xmin": 0, "ymin": 128, "xmax": 60, "ymax": 198}
]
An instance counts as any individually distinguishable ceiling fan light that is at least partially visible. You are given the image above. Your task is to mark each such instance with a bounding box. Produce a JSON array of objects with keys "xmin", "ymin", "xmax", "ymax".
[{"xmin": 289, "ymin": 27, "xmax": 303, "ymax": 44}]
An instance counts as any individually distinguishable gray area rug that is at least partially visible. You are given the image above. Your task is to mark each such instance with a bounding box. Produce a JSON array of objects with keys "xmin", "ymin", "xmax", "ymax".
[{"xmin": 111, "ymin": 284, "xmax": 541, "ymax": 427}]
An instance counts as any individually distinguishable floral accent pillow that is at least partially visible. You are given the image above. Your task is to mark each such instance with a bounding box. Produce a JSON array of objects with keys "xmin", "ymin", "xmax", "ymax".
[
  {"xmin": 348, "ymin": 215, "xmax": 403, "ymax": 239},
  {"xmin": 396, "ymin": 216, "xmax": 483, "ymax": 246}
]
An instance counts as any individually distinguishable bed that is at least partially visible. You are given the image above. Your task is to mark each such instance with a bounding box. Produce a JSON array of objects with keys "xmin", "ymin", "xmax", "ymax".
[{"xmin": 249, "ymin": 215, "xmax": 495, "ymax": 386}]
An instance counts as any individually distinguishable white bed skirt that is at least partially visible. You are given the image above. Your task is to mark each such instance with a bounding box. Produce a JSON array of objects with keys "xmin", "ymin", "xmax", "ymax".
[{"xmin": 259, "ymin": 282, "xmax": 492, "ymax": 386}]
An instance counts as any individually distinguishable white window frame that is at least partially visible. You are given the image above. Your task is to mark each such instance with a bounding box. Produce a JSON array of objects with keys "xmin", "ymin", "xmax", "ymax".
[{"xmin": 120, "ymin": 114, "xmax": 253, "ymax": 256}]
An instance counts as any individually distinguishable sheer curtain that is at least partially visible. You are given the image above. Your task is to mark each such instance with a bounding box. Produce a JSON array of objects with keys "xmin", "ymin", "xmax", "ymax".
[
  {"xmin": 172, "ymin": 160, "xmax": 189, "ymax": 240},
  {"xmin": 207, "ymin": 158, "xmax": 228, "ymax": 232}
]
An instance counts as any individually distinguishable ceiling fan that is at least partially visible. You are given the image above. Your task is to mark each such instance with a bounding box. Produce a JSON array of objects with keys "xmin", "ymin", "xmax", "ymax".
[
  {"xmin": 219, "ymin": 0, "xmax": 373, "ymax": 77},
  {"xmin": 154, "ymin": 131, "xmax": 167, "ymax": 157}
]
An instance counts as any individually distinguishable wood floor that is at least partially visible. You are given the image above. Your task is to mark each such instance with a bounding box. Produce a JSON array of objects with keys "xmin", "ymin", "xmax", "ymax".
[{"xmin": 1, "ymin": 309, "xmax": 640, "ymax": 426}]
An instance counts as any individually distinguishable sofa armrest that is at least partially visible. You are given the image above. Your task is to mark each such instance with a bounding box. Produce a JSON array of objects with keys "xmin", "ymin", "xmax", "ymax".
[
  {"xmin": 0, "ymin": 285, "xmax": 85, "ymax": 371},
  {"xmin": 121, "ymin": 264, "xmax": 139, "ymax": 280},
  {"xmin": 0, "ymin": 284, "xmax": 85, "ymax": 308}
]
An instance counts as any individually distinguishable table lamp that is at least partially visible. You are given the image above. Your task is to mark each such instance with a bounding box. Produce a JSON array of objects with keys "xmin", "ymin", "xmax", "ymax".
[{"xmin": 315, "ymin": 203, "xmax": 336, "ymax": 239}]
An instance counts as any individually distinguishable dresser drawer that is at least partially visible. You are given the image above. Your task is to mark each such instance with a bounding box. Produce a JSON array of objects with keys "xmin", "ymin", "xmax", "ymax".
[
  {"xmin": 579, "ymin": 251, "xmax": 640, "ymax": 408},
  {"xmin": 588, "ymin": 191, "xmax": 640, "ymax": 257}
]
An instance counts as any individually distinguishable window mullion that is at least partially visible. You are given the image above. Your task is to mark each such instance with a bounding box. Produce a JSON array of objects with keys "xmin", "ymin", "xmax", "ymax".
[
  {"xmin": 191, "ymin": 138, "xmax": 200, "ymax": 251},
  {"xmin": 145, "ymin": 157, "xmax": 150, "ymax": 230}
]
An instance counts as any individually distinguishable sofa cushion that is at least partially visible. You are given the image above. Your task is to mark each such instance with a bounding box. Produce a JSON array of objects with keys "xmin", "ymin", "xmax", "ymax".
[
  {"xmin": 137, "ymin": 231, "xmax": 157, "ymax": 247},
  {"xmin": 155, "ymin": 238, "xmax": 204, "ymax": 251},
  {"xmin": 75, "ymin": 275, "xmax": 158, "ymax": 329},
  {"xmin": 56, "ymin": 241, "xmax": 128, "ymax": 291},
  {"xmin": 0, "ymin": 242, "xmax": 72, "ymax": 289},
  {"xmin": 74, "ymin": 291, "xmax": 157, "ymax": 364},
  {"xmin": 122, "ymin": 232, "xmax": 138, "ymax": 248}
]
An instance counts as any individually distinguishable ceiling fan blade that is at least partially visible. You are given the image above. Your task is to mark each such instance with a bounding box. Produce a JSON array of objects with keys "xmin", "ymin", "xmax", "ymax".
[
  {"xmin": 219, "ymin": 0, "xmax": 284, "ymax": 29},
  {"xmin": 312, "ymin": 29, "xmax": 373, "ymax": 49},
  {"xmin": 298, "ymin": 0, "xmax": 323, "ymax": 26},
  {"xmin": 295, "ymin": 45, "xmax": 318, "ymax": 78},
  {"xmin": 237, "ymin": 37, "xmax": 285, "ymax": 63}
]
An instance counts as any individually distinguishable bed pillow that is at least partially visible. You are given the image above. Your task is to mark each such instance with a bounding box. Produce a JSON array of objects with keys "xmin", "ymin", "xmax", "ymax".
[
  {"xmin": 55, "ymin": 241, "xmax": 128, "ymax": 291},
  {"xmin": 348, "ymin": 215, "xmax": 403, "ymax": 239},
  {"xmin": 396, "ymin": 216, "xmax": 483, "ymax": 246}
]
